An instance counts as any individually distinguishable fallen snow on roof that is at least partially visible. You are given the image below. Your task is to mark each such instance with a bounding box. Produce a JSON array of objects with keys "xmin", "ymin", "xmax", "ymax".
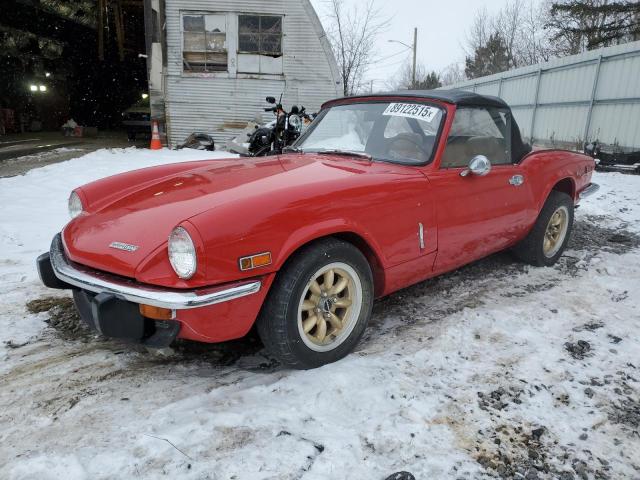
[{"xmin": 0, "ymin": 148, "xmax": 639, "ymax": 479}]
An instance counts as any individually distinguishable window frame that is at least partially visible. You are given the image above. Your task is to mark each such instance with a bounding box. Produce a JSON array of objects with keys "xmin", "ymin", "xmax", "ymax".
[
  {"xmin": 181, "ymin": 12, "xmax": 229, "ymax": 75},
  {"xmin": 293, "ymin": 100, "xmax": 448, "ymax": 167},
  {"xmin": 440, "ymin": 105, "xmax": 514, "ymax": 170},
  {"xmin": 237, "ymin": 14, "xmax": 283, "ymax": 56}
]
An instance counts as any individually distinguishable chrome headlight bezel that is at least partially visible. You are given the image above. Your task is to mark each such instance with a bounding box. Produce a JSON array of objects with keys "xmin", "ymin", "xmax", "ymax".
[
  {"xmin": 68, "ymin": 191, "xmax": 84, "ymax": 219},
  {"xmin": 288, "ymin": 114, "xmax": 302, "ymax": 132},
  {"xmin": 168, "ymin": 226, "xmax": 197, "ymax": 280}
]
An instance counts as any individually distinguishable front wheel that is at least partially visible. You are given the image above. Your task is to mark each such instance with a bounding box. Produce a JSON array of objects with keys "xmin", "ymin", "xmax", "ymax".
[
  {"xmin": 257, "ymin": 238, "xmax": 374, "ymax": 369},
  {"xmin": 513, "ymin": 190, "xmax": 574, "ymax": 266}
]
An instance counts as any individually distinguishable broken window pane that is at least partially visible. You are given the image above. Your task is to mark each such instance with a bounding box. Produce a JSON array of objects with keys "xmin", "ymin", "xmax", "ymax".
[
  {"xmin": 183, "ymin": 13, "xmax": 227, "ymax": 72},
  {"xmin": 205, "ymin": 15, "xmax": 226, "ymax": 33}
]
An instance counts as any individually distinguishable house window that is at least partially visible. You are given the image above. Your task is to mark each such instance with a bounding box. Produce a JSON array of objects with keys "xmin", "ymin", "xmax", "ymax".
[
  {"xmin": 238, "ymin": 15, "xmax": 282, "ymax": 56},
  {"xmin": 183, "ymin": 14, "xmax": 227, "ymax": 72}
]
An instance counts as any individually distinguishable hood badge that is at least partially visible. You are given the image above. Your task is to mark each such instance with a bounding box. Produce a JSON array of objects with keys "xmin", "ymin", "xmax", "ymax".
[{"xmin": 109, "ymin": 241, "xmax": 139, "ymax": 252}]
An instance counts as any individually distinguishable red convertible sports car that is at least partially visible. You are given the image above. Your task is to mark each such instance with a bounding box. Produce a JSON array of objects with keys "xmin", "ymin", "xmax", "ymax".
[{"xmin": 37, "ymin": 90, "xmax": 599, "ymax": 369}]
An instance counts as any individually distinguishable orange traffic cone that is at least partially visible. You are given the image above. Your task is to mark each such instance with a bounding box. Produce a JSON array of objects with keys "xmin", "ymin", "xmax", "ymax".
[{"xmin": 150, "ymin": 120, "xmax": 162, "ymax": 150}]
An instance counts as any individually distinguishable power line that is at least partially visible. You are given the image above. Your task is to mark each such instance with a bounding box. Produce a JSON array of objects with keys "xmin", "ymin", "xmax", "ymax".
[
  {"xmin": 372, "ymin": 57, "xmax": 408, "ymax": 70},
  {"xmin": 372, "ymin": 49, "xmax": 410, "ymax": 64}
]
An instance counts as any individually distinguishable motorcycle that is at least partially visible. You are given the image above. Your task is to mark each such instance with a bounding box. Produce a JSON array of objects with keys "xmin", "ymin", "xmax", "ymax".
[{"xmin": 246, "ymin": 95, "xmax": 315, "ymax": 156}]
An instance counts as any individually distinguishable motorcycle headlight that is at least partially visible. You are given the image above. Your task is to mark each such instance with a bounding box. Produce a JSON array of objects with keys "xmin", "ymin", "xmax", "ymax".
[
  {"xmin": 168, "ymin": 226, "xmax": 197, "ymax": 279},
  {"xmin": 289, "ymin": 114, "xmax": 302, "ymax": 132},
  {"xmin": 68, "ymin": 191, "xmax": 84, "ymax": 219}
]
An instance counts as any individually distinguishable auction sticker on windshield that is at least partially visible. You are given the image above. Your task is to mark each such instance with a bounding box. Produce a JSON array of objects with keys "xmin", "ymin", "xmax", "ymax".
[{"xmin": 383, "ymin": 103, "xmax": 439, "ymax": 122}]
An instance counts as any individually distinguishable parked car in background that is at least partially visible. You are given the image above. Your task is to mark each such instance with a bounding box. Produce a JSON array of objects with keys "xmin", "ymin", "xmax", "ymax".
[
  {"xmin": 122, "ymin": 96, "xmax": 150, "ymax": 141},
  {"xmin": 38, "ymin": 90, "xmax": 598, "ymax": 369}
]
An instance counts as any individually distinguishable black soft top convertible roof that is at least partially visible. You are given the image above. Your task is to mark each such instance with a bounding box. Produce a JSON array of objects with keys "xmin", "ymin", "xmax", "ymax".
[
  {"xmin": 322, "ymin": 88, "xmax": 532, "ymax": 163},
  {"xmin": 324, "ymin": 89, "xmax": 509, "ymax": 110}
]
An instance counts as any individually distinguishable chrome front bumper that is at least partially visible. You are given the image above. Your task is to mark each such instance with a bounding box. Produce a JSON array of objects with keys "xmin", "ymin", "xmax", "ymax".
[{"xmin": 44, "ymin": 234, "xmax": 261, "ymax": 310}]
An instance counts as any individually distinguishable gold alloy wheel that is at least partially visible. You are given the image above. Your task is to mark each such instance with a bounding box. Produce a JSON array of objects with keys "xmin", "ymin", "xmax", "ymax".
[
  {"xmin": 297, "ymin": 262, "xmax": 362, "ymax": 352},
  {"xmin": 543, "ymin": 206, "xmax": 569, "ymax": 258}
]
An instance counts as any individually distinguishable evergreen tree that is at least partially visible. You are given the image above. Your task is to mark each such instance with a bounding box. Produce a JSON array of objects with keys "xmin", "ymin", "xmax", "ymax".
[
  {"xmin": 464, "ymin": 33, "xmax": 510, "ymax": 79},
  {"xmin": 412, "ymin": 71, "xmax": 442, "ymax": 90},
  {"xmin": 547, "ymin": 1, "xmax": 640, "ymax": 53}
]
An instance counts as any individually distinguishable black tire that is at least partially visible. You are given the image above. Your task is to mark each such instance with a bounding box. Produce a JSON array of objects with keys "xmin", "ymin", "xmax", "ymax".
[
  {"xmin": 257, "ymin": 237, "xmax": 374, "ymax": 369},
  {"xmin": 513, "ymin": 190, "xmax": 574, "ymax": 267}
]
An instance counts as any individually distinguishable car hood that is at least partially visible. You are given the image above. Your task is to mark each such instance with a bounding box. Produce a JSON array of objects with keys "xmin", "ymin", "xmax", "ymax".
[{"xmin": 63, "ymin": 154, "xmax": 419, "ymax": 278}]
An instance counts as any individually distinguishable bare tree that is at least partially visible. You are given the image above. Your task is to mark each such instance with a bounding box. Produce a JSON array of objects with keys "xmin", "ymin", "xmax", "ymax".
[
  {"xmin": 325, "ymin": 0, "xmax": 390, "ymax": 96},
  {"xmin": 465, "ymin": 6, "xmax": 492, "ymax": 57},
  {"xmin": 465, "ymin": 0, "xmax": 554, "ymax": 74},
  {"xmin": 516, "ymin": 0, "xmax": 554, "ymax": 64},
  {"xmin": 440, "ymin": 63, "xmax": 466, "ymax": 86},
  {"xmin": 493, "ymin": 0, "xmax": 525, "ymax": 68}
]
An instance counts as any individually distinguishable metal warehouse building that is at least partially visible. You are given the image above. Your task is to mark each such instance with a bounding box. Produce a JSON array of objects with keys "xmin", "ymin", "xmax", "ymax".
[
  {"xmin": 143, "ymin": 0, "xmax": 342, "ymax": 147},
  {"xmin": 443, "ymin": 40, "xmax": 640, "ymax": 152}
]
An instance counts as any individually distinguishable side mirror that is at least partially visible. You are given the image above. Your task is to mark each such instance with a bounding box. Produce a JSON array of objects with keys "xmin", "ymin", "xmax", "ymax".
[
  {"xmin": 266, "ymin": 96, "xmax": 276, "ymax": 104},
  {"xmin": 460, "ymin": 155, "xmax": 491, "ymax": 177}
]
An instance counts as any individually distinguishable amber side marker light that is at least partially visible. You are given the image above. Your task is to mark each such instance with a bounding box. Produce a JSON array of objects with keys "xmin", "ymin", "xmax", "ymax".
[
  {"xmin": 239, "ymin": 252, "xmax": 272, "ymax": 271},
  {"xmin": 140, "ymin": 304, "xmax": 175, "ymax": 320}
]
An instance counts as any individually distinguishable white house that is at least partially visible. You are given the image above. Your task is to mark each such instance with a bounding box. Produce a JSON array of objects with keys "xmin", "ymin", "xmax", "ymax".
[{"xmin": 144, "ymin": 0, "xmax": 343, "ymax": 147}]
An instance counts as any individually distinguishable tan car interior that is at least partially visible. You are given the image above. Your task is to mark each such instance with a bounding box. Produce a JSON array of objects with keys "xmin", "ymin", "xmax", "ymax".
[{"xmin": 441, "ymin": 135, "xmax": 509, "ymax": 168}]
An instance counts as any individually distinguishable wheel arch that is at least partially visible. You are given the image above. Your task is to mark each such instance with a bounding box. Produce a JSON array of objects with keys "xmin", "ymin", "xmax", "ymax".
[
  {"xmin": 275, "ymin": 227, "xmax": 387, "ymax": 298},
  {"xmin": 537, "ymin": 176, "xmax": 576, "ymax": 213},
  {"xmin": 551, "ymin": 177, "xmax": 576, "ymax": 201}
]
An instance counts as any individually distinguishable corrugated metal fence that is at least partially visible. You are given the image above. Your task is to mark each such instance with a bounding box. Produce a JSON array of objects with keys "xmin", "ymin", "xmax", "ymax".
[{"xmin": 442, "ymin": 41, "xmax": 640, "ymax": 151}]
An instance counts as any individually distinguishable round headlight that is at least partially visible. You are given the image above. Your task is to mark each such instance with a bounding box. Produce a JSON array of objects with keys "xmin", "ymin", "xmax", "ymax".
[
  {"xmin": 168, "ymin": 226, "xmax": 197, "ymax": 279},
  {"xmin": 68, "ymin": 191, "xmax": 84, "ymax": 219},
  {"xmin": 288, "ymin": 114, "xmax": 302, "ymax": 132}
]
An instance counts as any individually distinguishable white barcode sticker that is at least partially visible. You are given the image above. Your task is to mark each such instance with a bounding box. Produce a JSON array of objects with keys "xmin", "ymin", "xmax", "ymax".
[{"xmin": 382, "ymin": 103, "xmax": 439, "ymax": 122}]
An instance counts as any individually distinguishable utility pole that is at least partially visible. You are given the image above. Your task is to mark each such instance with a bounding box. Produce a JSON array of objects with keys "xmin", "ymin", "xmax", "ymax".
[
  {"xmin": 412, "ymin": 27, "xmax": 417, "ymax": 89},
  {"xmin": 388, "ymin": 29, "xmax": 418, "ymax": 89}
]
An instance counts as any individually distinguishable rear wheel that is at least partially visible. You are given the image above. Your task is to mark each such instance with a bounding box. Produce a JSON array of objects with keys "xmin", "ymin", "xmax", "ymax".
[
  {"xmin": 513, "ymin": 190, "xmax": 574, "ymax": 266},
  {"xmin": 257, "ymin": 238, "xmax": 373, "ymax": 369}
]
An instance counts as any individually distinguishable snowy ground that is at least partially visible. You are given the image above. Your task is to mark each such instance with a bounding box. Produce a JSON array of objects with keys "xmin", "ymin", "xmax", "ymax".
[{"xmin": 1, "ymin": 148, "xmax": 639, "ymax": 480}]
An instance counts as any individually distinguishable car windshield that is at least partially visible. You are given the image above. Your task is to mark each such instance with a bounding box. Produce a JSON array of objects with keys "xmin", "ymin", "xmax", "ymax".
[{"xmin": 294, "ymin": 101, "xmax": 445, "ymax": 165}]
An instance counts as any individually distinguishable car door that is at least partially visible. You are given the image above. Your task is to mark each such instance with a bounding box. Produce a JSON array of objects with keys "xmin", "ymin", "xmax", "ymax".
[{"xmin": 427, "ymin": 106, "xmax": 534, "ymax": 273}]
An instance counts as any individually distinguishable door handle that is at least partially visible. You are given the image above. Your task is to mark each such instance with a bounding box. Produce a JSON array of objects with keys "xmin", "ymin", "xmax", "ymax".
[{"xmin": 509, "ymin": 175, "xmax": 524, "ymax": 186}]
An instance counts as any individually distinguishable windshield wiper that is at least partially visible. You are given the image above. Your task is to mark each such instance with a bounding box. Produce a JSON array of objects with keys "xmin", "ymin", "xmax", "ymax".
[{"xmin": 314, "ymin": 149, "xmax": 372, "ymax": 160}]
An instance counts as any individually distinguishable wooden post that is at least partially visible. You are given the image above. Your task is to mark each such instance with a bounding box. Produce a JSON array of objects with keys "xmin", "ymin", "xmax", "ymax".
[
  {"xmin": 411, "ymin": 27, "xmax": 417, "ymax": 89},
  {"xmin": 98, "ymin": 0, "xmax": 105, "ymax": 61},
  {"xmin": 114, "ymin": 0, "xmax": 125, "ymax": 61}
]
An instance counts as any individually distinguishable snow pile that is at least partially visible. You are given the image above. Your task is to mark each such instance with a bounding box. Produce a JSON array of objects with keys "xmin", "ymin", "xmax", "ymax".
[{"xmin": 0, "ymin": 150, "xmax": 639, "ymax": 479}]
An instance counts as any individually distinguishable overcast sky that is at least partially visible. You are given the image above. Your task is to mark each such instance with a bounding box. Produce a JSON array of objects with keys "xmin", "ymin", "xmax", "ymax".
[{"xmin": 309, "ymin": 0, "xmax": 542, "ymax": 89}]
